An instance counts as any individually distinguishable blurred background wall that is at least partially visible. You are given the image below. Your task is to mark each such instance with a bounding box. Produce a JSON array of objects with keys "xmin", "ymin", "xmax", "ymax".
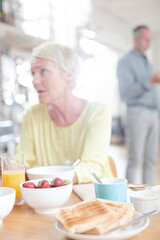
[{"xmin": 0, "ymin": 0, "xmax": 160, "ymax": 153}]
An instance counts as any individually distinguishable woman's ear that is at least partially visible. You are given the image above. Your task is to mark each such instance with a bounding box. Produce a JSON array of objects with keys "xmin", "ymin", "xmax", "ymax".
[
  {"xmin": 65, "ymin": 69, "xmax": 74, "ymax": 83},
  {"xmin": 67, "ymin": 68, "xmax": 74, "ymax": 80}
]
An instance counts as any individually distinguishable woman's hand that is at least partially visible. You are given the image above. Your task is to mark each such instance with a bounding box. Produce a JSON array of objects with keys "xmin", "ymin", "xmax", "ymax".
[{"xmin": 73, "ymin": 173, "xmax": 78, "ymax": 185}]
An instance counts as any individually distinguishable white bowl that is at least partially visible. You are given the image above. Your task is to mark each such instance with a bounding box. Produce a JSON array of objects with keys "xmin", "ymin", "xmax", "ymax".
[
  {"xmin": 0, "ymin": 187, "xmax": 16, "ymax": 224},
  {"xmin": 129, "ymin": 190, "xmax": 160, "ymax": 214},
  {"xmin": 26, "ymin": 166, "xmax": 75, "ymax": 181},
  {"xmin": 20, "ymin": 178, "xmax": 73, "ymax": 214}
]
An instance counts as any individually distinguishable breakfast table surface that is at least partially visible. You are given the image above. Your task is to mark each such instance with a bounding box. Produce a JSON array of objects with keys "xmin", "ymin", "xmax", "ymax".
[{"xmin": 0, "ymin": 189, "xmax": 160, "ymax": 240}]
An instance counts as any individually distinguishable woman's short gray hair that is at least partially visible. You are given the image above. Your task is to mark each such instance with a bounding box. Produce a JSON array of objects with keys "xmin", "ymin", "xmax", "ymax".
[{"xmin": 31, "ymin": 42, "xmax": 80, "ymax": 89}]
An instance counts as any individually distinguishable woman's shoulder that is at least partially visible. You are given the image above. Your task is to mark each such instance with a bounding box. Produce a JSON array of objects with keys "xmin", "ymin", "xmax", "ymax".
[
  {"xmin": 85, "ymin": 101, "xmax": 111, "ymax": 121},
  {"xmin": 25, "ymin": 104, "xmax": 47, "ymax": 117},
  {"xmin": 87, "ymin": 101, "xmax": 110, "ymax": 113},
  {"xmin": 30, "ymin": 103, "xmax": 46, "ymax": 111}
]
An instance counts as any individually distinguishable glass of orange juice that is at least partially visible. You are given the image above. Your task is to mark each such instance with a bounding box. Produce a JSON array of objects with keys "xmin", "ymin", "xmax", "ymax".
[{"xmin": 1, "ymin": 153, "xmax": 25, "ymax": 205}]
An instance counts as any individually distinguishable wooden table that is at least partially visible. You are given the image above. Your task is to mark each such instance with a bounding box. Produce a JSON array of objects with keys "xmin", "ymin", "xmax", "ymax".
[{"xmin": 0, "ymin": 191, "xmax": 160, "ymax": 240}]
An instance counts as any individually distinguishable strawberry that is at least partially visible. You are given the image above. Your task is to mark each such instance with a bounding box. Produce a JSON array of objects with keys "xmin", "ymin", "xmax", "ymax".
[
  {"xmin": 37, "ymin": 180, "xmax": 51, "ymax": 188},
  {"xmin": 54, "ymin": 178, "xmax": 65, "ymax": 187},
  {"xmin": 22, "ymin": 182, "xmax": 36, "ymax": 188}
]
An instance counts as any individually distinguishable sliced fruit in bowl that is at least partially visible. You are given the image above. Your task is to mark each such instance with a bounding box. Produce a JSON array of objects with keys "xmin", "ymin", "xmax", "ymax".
[{"xmin": 20, "ymin": 177, "xmax": 73, "ymax": 214}]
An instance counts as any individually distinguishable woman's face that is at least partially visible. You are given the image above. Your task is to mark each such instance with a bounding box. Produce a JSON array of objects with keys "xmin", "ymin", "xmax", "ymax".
[{"xmin": 31, "ymin": 58, "xmax": 69, "ymax": 104}]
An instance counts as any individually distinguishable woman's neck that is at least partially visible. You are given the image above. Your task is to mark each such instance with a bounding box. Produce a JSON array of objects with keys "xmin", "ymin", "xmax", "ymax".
[{"xmin": 48, "ymin": 95, "xmax": 87, "ymax": 127}]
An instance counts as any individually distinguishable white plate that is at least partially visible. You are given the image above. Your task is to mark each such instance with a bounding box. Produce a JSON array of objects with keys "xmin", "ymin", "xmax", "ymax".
[{"xmin": 55, "ymin": 212, "xmax": 149, "ymax": 240}]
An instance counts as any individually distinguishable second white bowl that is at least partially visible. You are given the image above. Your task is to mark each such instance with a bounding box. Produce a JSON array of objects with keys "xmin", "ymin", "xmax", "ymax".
[{"xmin": 26, "ymin": 166, "xmax": 75, "ymax": 181}]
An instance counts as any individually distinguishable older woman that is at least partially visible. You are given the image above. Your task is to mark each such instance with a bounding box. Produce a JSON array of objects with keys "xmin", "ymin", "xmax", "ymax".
[{"xmin": 16, "ymin": 42, "xmax": 113, "ymax": 184}]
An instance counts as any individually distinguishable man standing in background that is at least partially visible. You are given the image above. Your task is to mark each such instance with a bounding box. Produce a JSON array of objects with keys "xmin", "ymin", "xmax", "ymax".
[{"xmin": 117, "ymin": 25, "xmax": 160, "ymax": 184}]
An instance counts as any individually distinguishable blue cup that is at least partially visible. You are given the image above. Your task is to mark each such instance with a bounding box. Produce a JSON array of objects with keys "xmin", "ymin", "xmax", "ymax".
[{"xmin": 94, "ymin": 178, "xmax": 127, "ymax": 203}]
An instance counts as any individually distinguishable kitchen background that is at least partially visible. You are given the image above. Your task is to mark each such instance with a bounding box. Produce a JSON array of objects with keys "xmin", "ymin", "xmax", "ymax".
[{"xmin": 0, "ymin": 0, "xmax": 160, "ymax": 182}]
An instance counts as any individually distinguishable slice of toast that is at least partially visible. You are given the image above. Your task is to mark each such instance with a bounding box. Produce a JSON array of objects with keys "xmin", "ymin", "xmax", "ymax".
[
  {"xmin": 85, "ymin": 200, "xmax": 135, "ymax": 235},
  {"xmin": 56, "ymin": 198, "xmax": 117, "ymax": 233},
  {"xmin": 56, "ymin": 198, "xmax": 135, "ymax": 234}
]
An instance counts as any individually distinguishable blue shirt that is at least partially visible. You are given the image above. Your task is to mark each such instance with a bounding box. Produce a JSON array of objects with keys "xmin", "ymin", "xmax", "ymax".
[{"xmin": 117, "ymin": 49, "xmax": 159, "ymax": 110}]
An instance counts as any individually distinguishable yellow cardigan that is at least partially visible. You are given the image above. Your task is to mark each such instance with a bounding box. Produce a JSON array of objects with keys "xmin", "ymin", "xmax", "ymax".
[{"xmin": 17, "ymin": 102, "xmax": 113, "ymax": 183}]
